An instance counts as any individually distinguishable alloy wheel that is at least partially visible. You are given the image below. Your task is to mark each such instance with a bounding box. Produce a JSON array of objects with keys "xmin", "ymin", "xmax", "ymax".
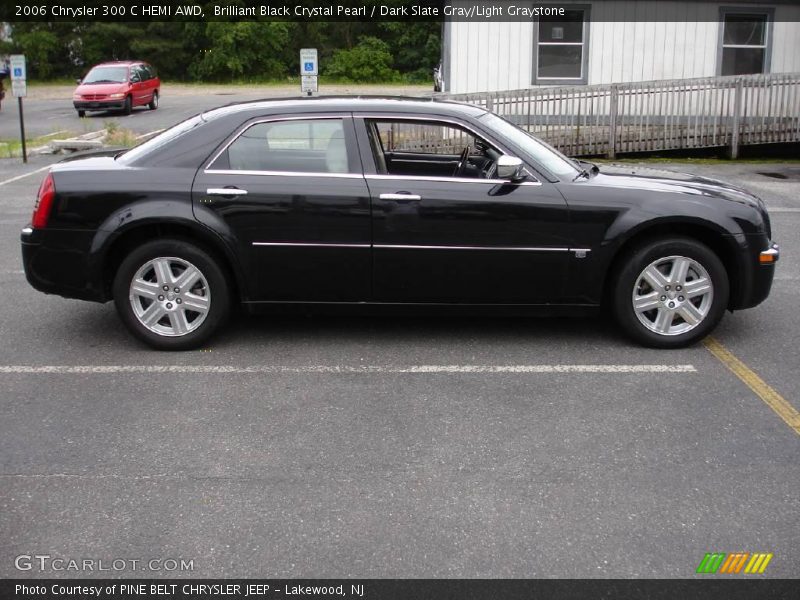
[
  {"xmin": 631, "ymin": 255, "xmax": 714, "ymax": 336},
  {"xmin": 129, "ymin": 256, "xmax": 211, "ymax": 337}
]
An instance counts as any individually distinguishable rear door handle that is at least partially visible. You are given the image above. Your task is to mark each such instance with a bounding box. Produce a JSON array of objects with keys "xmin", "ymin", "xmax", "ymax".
[
  {"xmin": 379, "ymin": 193, "xmax": 421, "ymax": 202},
  {"xmin": 207, "ymin": 187, "xmax": 248, "ymax": 196}
]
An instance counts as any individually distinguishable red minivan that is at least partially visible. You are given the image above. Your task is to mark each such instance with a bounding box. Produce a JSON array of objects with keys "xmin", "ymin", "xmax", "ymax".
[{"xmin": 73, "ymin": 61, "xmax": 160, "ymax": 117}]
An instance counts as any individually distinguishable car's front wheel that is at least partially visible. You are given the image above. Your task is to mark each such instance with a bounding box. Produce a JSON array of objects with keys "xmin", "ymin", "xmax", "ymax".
[
  {"xmin": 122, "ymin": 95, "xmax": 132, "ymax": 115},
  {"xmin": 113, "ymin": 240, "xmax": 230, "ymax": 350},
  {"xmin": 612, "ymin": 237, "xmax": 729, "ymax": 348}
]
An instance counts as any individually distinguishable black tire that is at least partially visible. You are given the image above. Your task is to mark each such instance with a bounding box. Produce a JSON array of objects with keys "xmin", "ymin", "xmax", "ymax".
[
  {"xmin": 149, "ymin": 91, "xmax": 158, "ymax": 110},
  {"xmin": 113, "ymin": 239, "xmax": 230, "ymax": 350},
  {"xmin": 122, "ymin": 95, "xmax": 132, "ymax": 115},
  {"xmin": 77, "ymin": 109, "xmax": 86, "ymax": 118},
  {"xmin": 612, "ymin": 237, "xmax": 729, "ymax": 348}
]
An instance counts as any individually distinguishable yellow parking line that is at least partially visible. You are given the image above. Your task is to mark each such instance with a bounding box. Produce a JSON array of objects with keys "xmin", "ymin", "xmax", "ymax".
[{"xmin": 704, "ymin": 337, "xmax": 800, "ymax": 436}]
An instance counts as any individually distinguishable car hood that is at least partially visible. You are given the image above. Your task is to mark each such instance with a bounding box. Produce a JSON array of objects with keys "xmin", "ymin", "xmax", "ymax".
[
  {"xmin": 75, "ymin": 83, "xmax": 127, "ymax": 95},
  {"xmin": 584, "ymin": 164, "xmax": 763, "ymax": 211}
]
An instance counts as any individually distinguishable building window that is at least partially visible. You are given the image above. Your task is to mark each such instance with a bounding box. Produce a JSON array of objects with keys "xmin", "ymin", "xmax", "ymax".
[
  {"xmin": 534, "ymin": 7, "xmax": 590, "ymax": 85},
  {"xmin": 719, "ymin": 8, "xmax": 773, "ymax": 76}
]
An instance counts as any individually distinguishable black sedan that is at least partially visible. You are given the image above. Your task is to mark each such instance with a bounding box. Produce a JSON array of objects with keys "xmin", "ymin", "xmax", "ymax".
[{"xmin": 21, "ymin": 97, "xmax": 779, "ymax": 350}]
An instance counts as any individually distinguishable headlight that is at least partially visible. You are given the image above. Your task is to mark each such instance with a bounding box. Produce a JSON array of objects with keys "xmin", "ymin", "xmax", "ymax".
[
  {"xmin": 72, "ymin": 94, "xmax": 82, "ymax": 100},
  {"xmin": 109, "ymin": 93, "xmax": 125, "ymax": 99}
]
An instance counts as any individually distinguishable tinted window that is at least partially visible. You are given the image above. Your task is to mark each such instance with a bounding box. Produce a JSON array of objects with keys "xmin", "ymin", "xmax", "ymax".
[{"xmin": 216, "ymin": 119, "xmax": 350, "ymax": 173}]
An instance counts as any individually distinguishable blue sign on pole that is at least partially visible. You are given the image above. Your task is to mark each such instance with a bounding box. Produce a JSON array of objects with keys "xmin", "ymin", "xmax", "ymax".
[
  {"xmin": 304, "ymin": 62, "xmax": 314, "ymax": 72},
  {"xmin": 13, "ymin": 68, "xmax": 22, "ymax": 77}
]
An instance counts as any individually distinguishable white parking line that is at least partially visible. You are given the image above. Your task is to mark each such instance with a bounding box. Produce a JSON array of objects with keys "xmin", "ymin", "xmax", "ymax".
[
  {"xmin": 769, "ymin": 207, "xmax": 800, "ymax": 213},
  {"xmin": 0, "ymin": 364, "xmax": 697, "ymax": 374},
  {"xmin": 0, "ymin": 165, "xmax": 51, "ymax": 187}
]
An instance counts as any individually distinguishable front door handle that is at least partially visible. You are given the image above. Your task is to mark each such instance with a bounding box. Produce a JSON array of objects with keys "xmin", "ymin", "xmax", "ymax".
[
  {"xmin": 207, "ymin": 187, "xmax": 248, "ymax": 197},
  {"xmin": 379, "ymin": 193, "xmax": 422, "ymax": 202}
]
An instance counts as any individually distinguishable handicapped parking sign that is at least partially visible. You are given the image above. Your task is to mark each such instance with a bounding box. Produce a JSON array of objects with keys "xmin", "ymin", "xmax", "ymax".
[
  {"xmin": 13, "ymin": 67, "xmax": 22, "ymax": 77},
  {"xmin": 299, "ymin": 48, "xmax": 318, "ymax": 76}
]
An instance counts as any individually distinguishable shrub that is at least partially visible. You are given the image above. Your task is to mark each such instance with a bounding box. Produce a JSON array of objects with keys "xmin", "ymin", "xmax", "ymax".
[{"xmin": 325, "ymin": 37, "xmax": 400, "ymax": 83}]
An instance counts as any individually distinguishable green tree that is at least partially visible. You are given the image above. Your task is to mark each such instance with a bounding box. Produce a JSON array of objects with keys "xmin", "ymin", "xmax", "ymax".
[
  {"xmin": 190, "ymin": 21, "xmax": 292, "ymax": 80},
  {"xmin": 325, "ymin": 36, "xmax": 400, "ymax": 82}
]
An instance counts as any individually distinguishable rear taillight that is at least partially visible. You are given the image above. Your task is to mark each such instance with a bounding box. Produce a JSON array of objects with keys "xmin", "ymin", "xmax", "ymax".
[{"xmin": 32, "ymin": 172, "xmax": 55, "ymax": 229}]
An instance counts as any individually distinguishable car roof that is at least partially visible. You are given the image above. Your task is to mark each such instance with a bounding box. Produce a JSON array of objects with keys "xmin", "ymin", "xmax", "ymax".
[
  {"xmin": 201, "ymin": 96, "xmax": 488, "ymax": 120},
  {"xmin": 90, "ymin": 61, "xmax": 143, "ymax": 67}
]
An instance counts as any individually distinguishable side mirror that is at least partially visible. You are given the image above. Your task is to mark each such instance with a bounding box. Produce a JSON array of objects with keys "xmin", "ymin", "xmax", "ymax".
[
  {"xmin": 496, "ymin": 155, "xmax": 526, "ymax": 181},
  {"xmin": 75, "ymin": 78, "xmax": 82, "ymax": 85},
  {"xmin": 130, "ymin": 75, "xmax": 140, "ymax": 83}
]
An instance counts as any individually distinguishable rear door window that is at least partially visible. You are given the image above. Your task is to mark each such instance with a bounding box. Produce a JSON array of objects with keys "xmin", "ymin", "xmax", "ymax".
[{"xmin": 212, "ymin": 118, "xmax": 352, "ymax": 174}]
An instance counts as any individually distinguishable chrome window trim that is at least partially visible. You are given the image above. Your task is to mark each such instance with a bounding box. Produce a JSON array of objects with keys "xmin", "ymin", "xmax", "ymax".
[
  {"xmin": 204, "ymin": 114, "xmax": 354, "ymax": 174},
  {"xmin": 366, "ymin": 174, "xmax": 542, "ymax": 186},
  {"xmin": 205, "ymin": 169, "xmax": 364, "ymax": 179}
]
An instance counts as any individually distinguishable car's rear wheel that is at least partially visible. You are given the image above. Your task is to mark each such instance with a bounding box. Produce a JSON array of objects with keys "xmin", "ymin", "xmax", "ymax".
[
  {"xmin": 113, "ymin": 240, "xmax": 230, "ymax": 350},
  {"xmin": 77, "ymin": 110, "xmax": 86, "ymax": 118},
  {"xmin": 149, "ymin": 91, "xmax": 158, "ymax": 110},
  {"xmin": 122, "ymin": 95, "xmax": 132, "ymax": 115},
  {"xmin": 612, "ymin": 237, "xmax": 729, "ymax": 348}
]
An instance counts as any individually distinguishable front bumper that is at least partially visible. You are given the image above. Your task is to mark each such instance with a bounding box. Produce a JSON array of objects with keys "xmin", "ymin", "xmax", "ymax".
[
  {"xmin": 73, "ymin": 100, "xmax": 126, "ymax": 111},
  {"xmin": 734, "ymin": 241, "xmax": 779, "ymax": 310}
]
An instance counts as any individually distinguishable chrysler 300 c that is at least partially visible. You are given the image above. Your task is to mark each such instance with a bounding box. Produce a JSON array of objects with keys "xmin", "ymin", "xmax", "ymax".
[{"xmin": 21, "ymin": 97, "xmax": 778, "ymax": 350}]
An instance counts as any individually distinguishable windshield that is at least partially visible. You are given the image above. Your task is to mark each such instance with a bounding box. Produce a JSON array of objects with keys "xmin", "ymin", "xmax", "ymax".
[
  {"xmin": 82, "ymin": 66, "xmax": 128, "ymax": 84},
  {"xmin": 479, "ymin": 113, "xmax": 580, "ymax": 179}
]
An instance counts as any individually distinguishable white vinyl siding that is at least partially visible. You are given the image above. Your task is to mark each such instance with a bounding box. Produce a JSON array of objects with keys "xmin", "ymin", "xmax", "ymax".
[{"xmin": 444, "ymin": 0, "xmax": 800, "ymax": 93}]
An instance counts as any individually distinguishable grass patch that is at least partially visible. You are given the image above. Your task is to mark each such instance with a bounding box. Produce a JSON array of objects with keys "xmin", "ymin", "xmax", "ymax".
[
  {"xmin": 103, "ymin": 120, "xmax": 138, "ymax": 147},
  {"xmin": 0, "ymin": 130, "xmax": 78, "ymax": 158}
]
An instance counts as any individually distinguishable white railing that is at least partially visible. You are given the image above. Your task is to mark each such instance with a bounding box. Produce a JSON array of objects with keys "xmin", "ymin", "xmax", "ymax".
[{"xmin": 438, "ymin": 73, "xmax": 800, "ymax": 158}]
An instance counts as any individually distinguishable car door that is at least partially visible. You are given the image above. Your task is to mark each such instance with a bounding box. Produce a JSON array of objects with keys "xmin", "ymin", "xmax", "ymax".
[
  {"xmin": 192, "ymin": 114, "xmax": 372, "ymax": 302},
  {"xmin": 356, "ymin": 115, "xmax": 573, "ymax": 304},
  {"xmin": 129, "ymin": 65, "xmax": 147, "ymax": 106}
]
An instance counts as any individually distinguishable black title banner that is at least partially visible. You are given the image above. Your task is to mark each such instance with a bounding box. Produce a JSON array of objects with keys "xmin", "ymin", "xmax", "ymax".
[
  {"xmin": 4, "ymin": 0, "xmax": 799, "ymax": 22},
  {"xmin": 3, "ymin": 579, "xmax": 798, "ymax": 600}
]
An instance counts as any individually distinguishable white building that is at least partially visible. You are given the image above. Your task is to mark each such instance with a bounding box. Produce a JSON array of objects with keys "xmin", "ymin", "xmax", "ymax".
[{"xmin": 441, "ymin": 0, "xmax": 800, "ymax": 93}]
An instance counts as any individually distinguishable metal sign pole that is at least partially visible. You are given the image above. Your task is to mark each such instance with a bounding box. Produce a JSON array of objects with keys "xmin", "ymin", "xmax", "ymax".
[
  {"xmin": 18, "ymin": 96, "xmax": 27, "ymax": 163},
  {"xmin": 10, "ymin": 54, "xmax": 28, "ymax": 163}
]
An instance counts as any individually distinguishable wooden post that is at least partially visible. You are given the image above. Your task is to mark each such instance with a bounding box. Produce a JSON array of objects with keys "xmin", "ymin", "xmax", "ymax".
[
  {"xmin": 730, "ymin": 78, "xmax": 743, "ymax": 160},
  {"xmin": 608, "ymin": 85, "xmax": 619, "ymax": 159}
]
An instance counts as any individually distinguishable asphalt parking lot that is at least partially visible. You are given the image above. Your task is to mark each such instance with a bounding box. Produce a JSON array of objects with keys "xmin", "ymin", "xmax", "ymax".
[{"xmin": 0, "ymin": 155, "xmax": 798, "ymax": 578}]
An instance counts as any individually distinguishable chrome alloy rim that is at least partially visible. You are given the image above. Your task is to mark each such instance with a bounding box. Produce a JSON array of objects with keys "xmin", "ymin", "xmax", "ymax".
[
  {"xmin": 632, "ymin": 255, "xmax": 714, "ymax": 336},
  {"xmin": 129, "ymin": 257, "xmax": 211, "ymax": 337}
]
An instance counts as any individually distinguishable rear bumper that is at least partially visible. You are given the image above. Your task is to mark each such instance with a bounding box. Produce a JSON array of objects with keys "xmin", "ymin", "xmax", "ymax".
[
  {"xmin": 21, "ymin": 226, "xmax": 107, "ymax": 302},
  {"xmin": 73, "ymin": 100, "xmax": 126, "ymax": 111}
]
